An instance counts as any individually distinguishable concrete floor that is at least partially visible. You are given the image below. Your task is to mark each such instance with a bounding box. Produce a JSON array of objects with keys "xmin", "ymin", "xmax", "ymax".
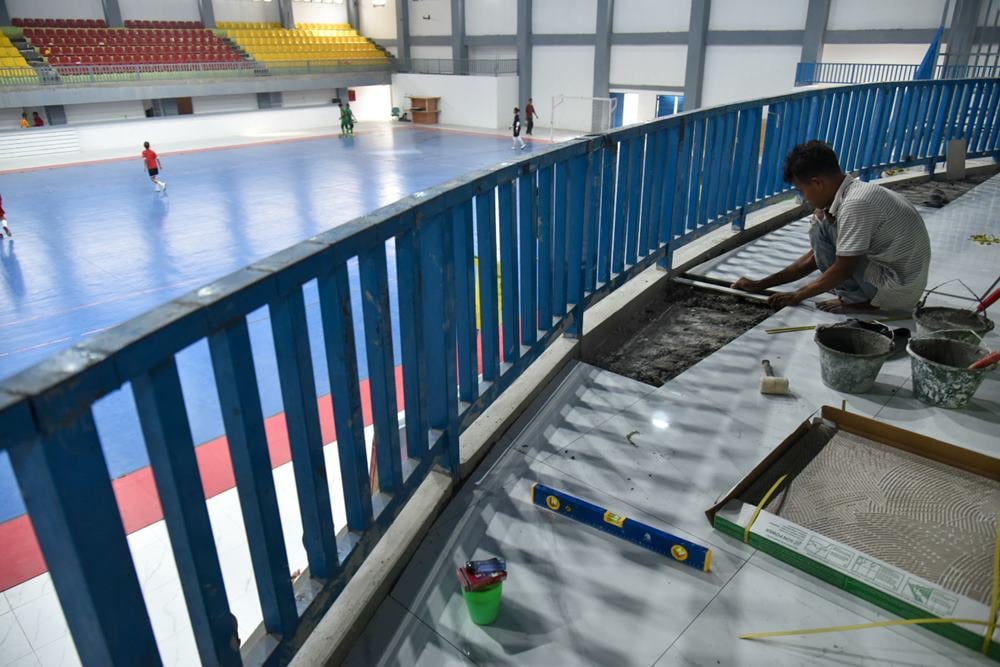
[{"xmin": 343, "ymin": 173, "xmax": 1000, "ymax": 666}]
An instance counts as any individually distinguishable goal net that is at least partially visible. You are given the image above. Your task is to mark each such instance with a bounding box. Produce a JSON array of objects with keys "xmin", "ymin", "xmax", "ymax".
[{"xmin": 550, "ymin": 95, "xmax": 618, "ymax": 140}]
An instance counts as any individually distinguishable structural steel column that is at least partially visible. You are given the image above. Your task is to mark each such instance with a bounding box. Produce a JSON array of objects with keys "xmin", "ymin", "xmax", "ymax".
[
  {"xmin": 102, "ymin": 0, "xmax": 123, "ymax": 28},
  {"xmin": 683, "ymin": 0, "xmax": 710, "ymax": 109},
  {"xmin": 944, "ymin": 0, "xmax": 980, "ymax": 72},
  {"xmin": 800, "ymin": 0, "xmax": 829, "ymax": 64},
  {"xmin": 517, "ymin": 0, "xmax": 532, "ymax": 107},
  {"xmin": 593, "ymin": 0, "xmax": 614, "ymax": 101},
  {"xmin": 278, "ymin": 0, "xmax": 294, "ymax": 30},
  {"xmin": 346, "ymin": 0, "xmax": 359, "ymax": 30},
  {"xmin": 0, "ymin": 1, "xmax": 9, "ymax": 27},
  {"xmin": 396, "ymin": 0, "xmax": 411, "ymax": 68},
  {"xmin": 198, "ymin": 0, "xmax": 216, "ymax": 29},
  {"xmin": 451, "ymin": 0, "xmax": 468, "ymax": 65}
]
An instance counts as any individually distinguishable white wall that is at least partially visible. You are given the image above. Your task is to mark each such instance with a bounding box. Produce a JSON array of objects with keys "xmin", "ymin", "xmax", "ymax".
[
  {"xmin": 282, "ymin": 89, "xmax": 337, "ymax": 108},
  {"xmin": 213, "ymin": 0, "xmax": 281, "ymax": 24},
  {"xmin": 466, "ymin": 0, "xmax": 517, "ymax": 35},
  {"xmin": 119, "ymin": 0, "xmax": 201, "ymax": 21},
  {"xmin": 709, "ymin": 0, "xmax": 807, "ymax": 31},
  {"xmin": 292, "ymin": 1, "xmax": 349, "ymax": 26},
  {"xmin": 533, "ymin": 0, "xmax": 597, "ymax": 34},
  {"xmin": 828, "ymin": 0, "xmax": 946, "ymax": 30},
  {"xmin": 613, "ymin": 0, "xmax": 690, "ymax": 33},
  {"xmin": 359, "ymin": 1, "xmax": 397, "ymax": 40},
  {"xmin": 821, "ymin": 43, "xmax": 931, "ymax": 64},
  {"xmin": 192, "ymin": 94, "xmax": 258, "ymax": 114},
  {"xmin": 350, "ymin": 84, "xmax": 393, "ymax": 121},
  {"xmin": 410, "ymin": 0, "xmax": 451, "ymax": 37},
  {"xmin": 391, "ymin": 72, "xmax": 516, "ymax": 128},
  {"xmin": 532, "ymin": 45, "xmax": 596, "ymax": 131},
  {"xmin": 410, "ymin": 45, "xmax": 453, "ymax": 59},
  {"xmin": 469, "ymin": 46, "xmax": 517, "ymax": 61},
  {"xmin": 701, "ymin": 45, "xmax": 800, "ymax": 107},
  {"xmin": 610, "ymin": 45, "xmax": 686, "ymax": 88},
  {"xmin": 7, "ymin": 0, "xmax": 103, "ymax": 19},
  {"xmin": 0, "ymin": 108, "xmax": 25, "ymax": 129},
  {"xmin": 65, "ymin": 101, "xmax": 147, "ymax": 124}
]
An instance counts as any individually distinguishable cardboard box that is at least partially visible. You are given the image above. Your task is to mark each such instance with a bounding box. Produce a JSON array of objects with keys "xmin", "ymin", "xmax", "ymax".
[{"xmin": 706, "ymin": 406, "xmax": 1000, "ymax": 660}]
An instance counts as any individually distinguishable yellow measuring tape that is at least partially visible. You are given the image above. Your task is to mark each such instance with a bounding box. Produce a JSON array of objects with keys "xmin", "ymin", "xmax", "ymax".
[{"xmin": 739, "ymin": 506, "xmax": 1000, "ymax": 655}]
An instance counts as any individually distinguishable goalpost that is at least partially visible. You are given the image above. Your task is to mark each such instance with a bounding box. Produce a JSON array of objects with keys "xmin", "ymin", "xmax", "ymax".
[{"xmin": 550, "ymin": 95, "xmax": 618, "ymax": 141}]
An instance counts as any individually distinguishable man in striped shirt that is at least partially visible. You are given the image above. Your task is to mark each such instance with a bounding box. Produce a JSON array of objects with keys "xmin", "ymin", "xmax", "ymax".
[{"xmin": 733, "ymin": 141, "xmax": 930, "ymax": 313}]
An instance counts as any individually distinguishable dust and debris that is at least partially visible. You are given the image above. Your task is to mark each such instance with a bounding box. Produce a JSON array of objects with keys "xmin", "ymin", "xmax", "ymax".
[{"xmin": 625, "ymin": 430, "xmax": 640, "ymax": 446}]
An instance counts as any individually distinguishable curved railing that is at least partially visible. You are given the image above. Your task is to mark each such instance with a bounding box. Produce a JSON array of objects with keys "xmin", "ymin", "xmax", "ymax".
[
  {"xmin": 1, "ymin": 77, "xmax": 998, "ymax": 665},
  {"xmin": 796, "ymin": 61, "xmax": 1000, "ymax": 86}
]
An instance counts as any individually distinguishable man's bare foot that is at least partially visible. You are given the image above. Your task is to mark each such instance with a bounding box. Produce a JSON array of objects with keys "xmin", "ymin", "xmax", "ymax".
[{"xmin": 816, "ymin": 298, "xmax": 881, "ymax": 314}]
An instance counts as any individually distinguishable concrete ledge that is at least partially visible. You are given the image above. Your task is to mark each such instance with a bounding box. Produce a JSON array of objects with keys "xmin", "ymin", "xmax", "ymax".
[{"xmin": 289, "ymin": 468, "xmax": 453, "ymax": 667}]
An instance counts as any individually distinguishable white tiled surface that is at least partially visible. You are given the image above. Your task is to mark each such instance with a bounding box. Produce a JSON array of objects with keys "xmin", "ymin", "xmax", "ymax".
[{"xmin": 344, "ymin": 173, "xmax": 1000, "ymax": 666}]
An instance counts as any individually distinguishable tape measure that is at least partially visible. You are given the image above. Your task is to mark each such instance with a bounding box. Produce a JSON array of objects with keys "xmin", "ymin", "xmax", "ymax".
[{"xmin": 531, "ymin": 482, "xmax": 712, "ymax": 572}]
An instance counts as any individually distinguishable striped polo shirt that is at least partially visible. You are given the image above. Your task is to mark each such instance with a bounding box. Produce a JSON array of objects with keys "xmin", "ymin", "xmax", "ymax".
[{"xmin": 828, "ymin": 174, "xmax": 931, "ymax": 310}]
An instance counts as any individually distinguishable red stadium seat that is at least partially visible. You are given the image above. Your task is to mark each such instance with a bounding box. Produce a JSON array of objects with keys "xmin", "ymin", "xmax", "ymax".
[{"xmin": 12, "ymin": 18, "xmax": 24, "ymax": 27}]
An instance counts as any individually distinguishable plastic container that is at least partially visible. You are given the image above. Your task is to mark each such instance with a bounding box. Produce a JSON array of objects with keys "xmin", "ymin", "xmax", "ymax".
[
  {"xmin": 907, "ymin": 337, "xmax": 996, "ymax": 408},
  {"xmin": 912, "ymin": 280, "xmax": 994, "ymax": 338},
  {"xmin": 462, "ymin": 582, "xmax": 503, "ymax": 625},
  {"xmin": 815, "ymin": 326, "xmax": 894, "ymax": 393}
]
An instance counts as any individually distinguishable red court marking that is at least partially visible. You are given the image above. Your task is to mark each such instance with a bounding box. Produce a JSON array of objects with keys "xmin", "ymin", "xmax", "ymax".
[{"xmin": 0, "ymin": 366, "xmax": 406, "ymax": 592}]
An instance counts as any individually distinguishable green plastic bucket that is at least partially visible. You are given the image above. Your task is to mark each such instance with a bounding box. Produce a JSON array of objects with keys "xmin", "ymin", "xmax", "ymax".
[{"xmin": 462, "ymin": 582, "xmax": 503, "ymax": 625}]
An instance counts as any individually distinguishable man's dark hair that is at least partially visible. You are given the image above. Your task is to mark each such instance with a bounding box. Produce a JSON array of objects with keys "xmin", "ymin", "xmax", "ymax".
[
  {"xmin": 783, "ymin": 140, "xmax": 842, "ymax": 183},
  {"xmin": 143, "ymin": 141, "xmax": 150, "ymax": 149}
]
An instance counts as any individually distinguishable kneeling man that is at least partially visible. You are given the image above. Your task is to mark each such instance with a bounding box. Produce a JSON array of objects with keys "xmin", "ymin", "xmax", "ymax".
[{"xmin": 733, "ymin": 141, "xmax": 931, "ymax": 313}]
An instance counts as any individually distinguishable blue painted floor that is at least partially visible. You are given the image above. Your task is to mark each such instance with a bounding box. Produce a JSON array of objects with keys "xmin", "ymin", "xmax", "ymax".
[{"xmin": 0, "ymin": 124, "xmax": 537, "ymax": 523}]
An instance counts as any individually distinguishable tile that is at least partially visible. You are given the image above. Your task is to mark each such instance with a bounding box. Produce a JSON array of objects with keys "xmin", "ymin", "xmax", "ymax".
[
  {"xmin": 12, "ymin": 590, "xmax": 67, "ymax": 651},
  {"xmin": 655, "ymin": 559, "xmax": 991, "ymax": 667},
  {"xmin": 0, "ymin": 593, "xmax": 10, "ymax": 617},
  {"xmin": 128, "ymin": 523, "xmax": 180, "ymax": 594},
  {"xmin": 389, "ymin": 459, "xmax": 747, "ymax": 667},
  {"xmin": 3, "ymin": 655, "xmax": 39, "ymax": 667},
  {"xmin": 0, "ymin": 612, "xmax": 33, "ymax": 666},
  {"xmin": 344, "ymin": 596, "xmax": 474, "ymax": 667},
  {"xmin": 3, "ymin": 576, "xmax": 53, "ymax": 612},
  {"xmin": 33, "ymin": 636, "xmax": 81, "ymax": 667}
]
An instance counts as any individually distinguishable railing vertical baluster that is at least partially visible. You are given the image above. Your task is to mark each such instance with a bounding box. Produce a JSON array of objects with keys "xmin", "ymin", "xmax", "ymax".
[
  {"xmin": 518, "ymin": 170, "xmax": 538, "ymax": 346},
  {"xmin": 395, "ymin": 221, "xmax": 429, "ymax": 459},
  {"xmin": 701, "ymin": 115, "xmax": 720, "ymax": 224},
  {"xmin": 566, "ymin": 153, "xmax": 588, "ymax": 337},
  {"xmin": 842, "ymin": 91, "xmax": 863, "ymax": 171},
  {"xmin": 359, "ymin": 242, "xmax": 404, "ymax": 493},
  {"xmin": 861, "ymin": 86, "xmax": 887, "ymax": 172},
  {"xmin": 610, "ymin": 139, "xmax": 630, "ymax": 275},
  {"xmin": 766, "ymin": 102, "xmax": 788, "ymax": 196},
  {"xmin": 419, "ymin": 213, "xmax": 459, "ymax": 472},
  {"xmin": 270, "ymin": 287, "xmax": 339, "ymax": 579},
  {"xmin": 498, "ymin": 181, "xmax": 520, "ymax": 362},
  {"xmin": 874, "ymin": 85, "xmax": 896, "ymax": 168},
  {"xmin": 597, "ymin": 143, "xmax": 616, "ymax": 283},
  {"xmin": 452, "ymin": 201, "xmax": 480, "ymax": 403},
  {"xmin": 685, "ymin": 117, "xmax": 704, "ymax": 230},
  {"xmin": 729, "ymin": 111, "xmax": 749, "ymax": 218},
  {"xmin": 903, "ymin": 84, "xmax": 928, "ymax": 160},
  {"xmin": 888, "ymin": 86, "xmax": 911, "ymax": 163},
  {"xmin": 658, "ymin": 126, "xmax": 680, "ymax": 247},
  {"xmin": 585, "ymin": 145, "xmax": 603, "ymax": 290},
  {"xmin": 917, "ymin": 84, "xmax": 943, "ymax": 159},
  {"xmin": 717, "ymin": 112, "xmax": 736, "ymax": 217},
  {"xmin": 537, "ymin": 165, "xmax": 554, "ymax": 326},
  {"xmin": 645, "ymin": 130, "xmax": 665, "ymax": 253},
  {"xmin": 623, "ymin": 135, "xmax": 643, "ymax": 264},
  {"xmin": 209, "ymin": 320, "xmax": 298, "ymax": 637},
  {"xmin": 475, "ymin": 189, "xmax": 501, "ymax": 380},
  {"xmin": 8, "ymin": 412, "xmax": 160, "ymax": 666},
  {"xmin": 747, "ymin": 106, "xmax": 764, "ymax": 205},
  {"xmin": 967, "ymin": 82, "xmax": 989, "ymax": 150},
  {"xmin": 926, "ymin": 82, "xmax": 955, "ymax": 172},
  {"xmin": 553, "ymin": 163, "xmax": 569, "ymax": 314},
  {"xmin": 318, "ymin": 262, "xmax": 373, "ymax": 531},
  {"xmin": 758, "ymin": 105, "xmax": 778, "ymax": 200},
  {"xmin": 638, "ymin": 132, "xmax": 658, "ymax": 256},
  {"xmin": 972, "ymin": 82, "xmax": 998, "ymax": 152},
  {"xmin": 132, "ymin": 359, "xmax": 241, "ymax": 665}
]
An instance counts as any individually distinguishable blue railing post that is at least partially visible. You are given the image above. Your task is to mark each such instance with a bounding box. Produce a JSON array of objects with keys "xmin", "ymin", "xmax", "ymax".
[
  {"xmin": 565, "ymin": 152, "xmax": 588, "ymax": 338},
  {"xmin": 498, "ymin": 181, "xmax": 520, "ymax": 362},
  {"xmin": 518, "ymin": 168, "xmax": 539, "ymax": 346},
  {"xmin": 452, "ymin": 202, "xmax": 480, "ymax": 403},
  {"xmin": 396, "ymin": 219, "xmax": 431, "ymax": 458},
  {"xmin": 132, "ymin": 359, "xmax": 241, "ymax": 665},
  {"xmin": 8, "ymin": 412, "xmax": 161, "ymax": 666},
  {"xmin": 475, "ymin": 188, "xmax": 501, "ymax": 381}
]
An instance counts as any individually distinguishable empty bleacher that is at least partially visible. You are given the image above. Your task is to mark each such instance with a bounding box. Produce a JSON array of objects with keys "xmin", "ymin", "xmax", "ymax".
[
  {"xmin": 0, "ymin": 33, "xmax": 36, "ymax": 84},
  {"xmin": 219, "ymin": 22, "xmax": 388, "ymax": 66},
  {"xmin": 15, "ymin": 20, "xmax": 242, "ymax": 68}
]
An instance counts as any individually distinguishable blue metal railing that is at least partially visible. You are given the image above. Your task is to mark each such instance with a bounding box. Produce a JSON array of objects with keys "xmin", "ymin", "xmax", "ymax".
[
  {"xmin": 796, "ymin": 61, "xmax": 1000, "ymax": 86},
  {"xmin": 1, "ymin": 78, "xmax": 999, "ymax": 665}
]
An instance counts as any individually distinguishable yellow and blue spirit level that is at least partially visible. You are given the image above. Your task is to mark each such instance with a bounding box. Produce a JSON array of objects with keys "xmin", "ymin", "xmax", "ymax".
[{"xmin": 531, "ymin": 482, "xmax": 712, "ymax": 572}]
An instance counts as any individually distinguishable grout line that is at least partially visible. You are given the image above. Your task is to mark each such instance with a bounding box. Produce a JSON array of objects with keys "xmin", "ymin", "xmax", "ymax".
[{"xmin": 386, "ymin": 593, "xmax": 483, "ymax": 666}]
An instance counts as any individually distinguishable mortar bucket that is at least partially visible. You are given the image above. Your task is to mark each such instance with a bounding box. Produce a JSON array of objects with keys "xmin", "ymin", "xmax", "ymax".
[
  {"xmin": 463, "ymin": 582, "xmax": 503, "ymax": 625},
  {"xmin": 907, "ymin": 337, "xmax": 996, "ymax": 409},
  {"xmin": 815, "ymin": 326, "xmax": 894, "ymax": 393},
  {"xmin": 912, "ymin": 280, "xmax": 995, "ymax": 338}
]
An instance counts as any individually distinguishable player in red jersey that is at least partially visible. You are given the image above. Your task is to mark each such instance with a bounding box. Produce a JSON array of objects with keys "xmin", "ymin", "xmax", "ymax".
[
  {"xmin": 0, "ymin": 193, "xmax": 11, "ymax": 238},
  {"xmin": 141, "ymin": 141, "xmax": 166, "ymax": 192}
]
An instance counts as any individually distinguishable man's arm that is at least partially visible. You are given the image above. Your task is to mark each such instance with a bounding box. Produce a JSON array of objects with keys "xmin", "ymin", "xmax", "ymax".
[
  {"xmin": 768, "ymin": 254, "xmax": 862, "ymax": 307},
  {"xmin": 732, "ymin": 249, "xmax": 817, "ymax": 292}
]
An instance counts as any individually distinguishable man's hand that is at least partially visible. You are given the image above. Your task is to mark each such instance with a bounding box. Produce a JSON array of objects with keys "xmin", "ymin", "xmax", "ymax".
[
  {"xmin": 767, "ymin": 291, "xmax": 804, "ymax": 308},
  {"xmin": 731, "ymin": 277, "xmax": 764, "ymax": 293}
]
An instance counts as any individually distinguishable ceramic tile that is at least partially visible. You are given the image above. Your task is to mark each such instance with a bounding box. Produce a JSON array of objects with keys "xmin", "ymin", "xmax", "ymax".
[
  {"xmin": 2, "ymin": 577, "xmax": 53, "ymax": 612},
  {"xmin": 344, "ymin": 596, "xmax": 474, "ymax": 667},
  {"xmin": 389, "ymin": 458, "xmax": 747, "ymax": 667},
  {"xmin": 11, "ymin": 590, "xmax": 67, "ymax": 651},
  {"xmin": 655, "ymin": 559, "xmax": 991, "ymax": 667},
  {"xmin": 3, "ymin": 654, "xmax": 39, "ymax": 667},
  {"xmin": 0, "ymin": 612, "xmax": 33, "ymax": 666},
  {"xmin": 32, "ymin": 636, "xmax": 81, "ymax": 667},
  {"xmin": 0, "ymin": 593, "xmax": 9, "ymax": 617}
]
